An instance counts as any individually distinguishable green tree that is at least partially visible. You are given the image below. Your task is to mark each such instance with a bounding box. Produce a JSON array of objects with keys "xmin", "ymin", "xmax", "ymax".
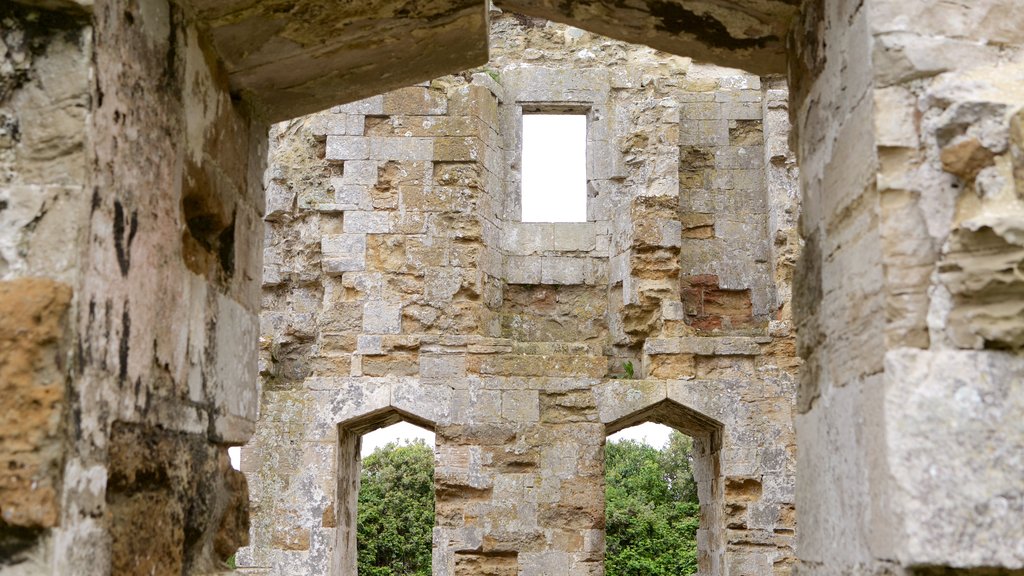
[
  {"xmin": 605, "ymin": 431, "xmax": 700, "ymax": 576},
  {"xmin": 357, "ymin": 440, "xmax": 435, "ymax": 576}
]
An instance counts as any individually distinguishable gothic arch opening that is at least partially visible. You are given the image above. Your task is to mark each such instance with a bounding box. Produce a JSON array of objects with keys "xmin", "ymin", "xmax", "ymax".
[
  {"xmin": 605, "ymin": 399, "xmax": 725, "ymax": 576},
  {"xmin": 335, "ymin": 408, "xmax": 438, "ymax": 576}
]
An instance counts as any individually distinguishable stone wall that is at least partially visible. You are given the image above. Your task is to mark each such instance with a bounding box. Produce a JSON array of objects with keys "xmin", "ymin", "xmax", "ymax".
[
  {"xmin": 4, "ymin": 1, "xmax": 1022, "ymax": 575},
  {"xmin": 241, "ymin": 12, "xmax": 799, "ymax": 576},
  {"xmin": 1, "ymin": 1, "xmax": 258, "ymax": 572},
  {"xmin": 790, "ymin": 0, "xmax": 1024, "ymax": 573}
]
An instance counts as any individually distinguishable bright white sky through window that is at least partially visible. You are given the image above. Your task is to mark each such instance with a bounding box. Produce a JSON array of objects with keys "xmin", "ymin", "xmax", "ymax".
[
  {"xmin": 608, "ymin": 422, "xmax": 674, "ymax": 449},
  {"xmin": 361, "ymin": 421, "xmax": 435, "ymax": 457},
  {"xmin": 355, "ymin": 421, "xmax": 670, "ymax": 457},
  {"xmin": 521, "ymin": 114, "xmax": 587, "ymax": 222}
]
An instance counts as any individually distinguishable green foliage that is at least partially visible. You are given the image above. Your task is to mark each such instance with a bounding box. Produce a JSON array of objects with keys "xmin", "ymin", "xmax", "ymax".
[
  {"xmin": 613, "ymin": 360, "xmax": 636, "ymax": 379},
  {"xmin": 605, "ymin": 431, "xmax": 700, "ymax": 576},
  {"xmin": 622, "ymin": 361, "xmax": 635, "ymax": 379},
  {"xmin": 357, "ymin": 440, "xmax": 435, "ymax": 576},
  {"xmin": 355, "ymin": 433, "xmax": 699, "ymax": 576}
]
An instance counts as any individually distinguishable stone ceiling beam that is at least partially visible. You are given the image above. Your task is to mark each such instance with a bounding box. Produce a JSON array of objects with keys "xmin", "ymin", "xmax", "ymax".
[
  {"xmin": 182, "ymin": 0, "xmax": 491, "ymax": 122},
  {"xmin": 494, "ymin": 0, "xmax": 796, "ymax": 75}
]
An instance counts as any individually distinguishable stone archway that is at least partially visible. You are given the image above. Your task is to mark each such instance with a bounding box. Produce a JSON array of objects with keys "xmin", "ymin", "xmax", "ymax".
[{"xmin": 334, "ymin": 405, "xmax": 441, "ymax": 576}]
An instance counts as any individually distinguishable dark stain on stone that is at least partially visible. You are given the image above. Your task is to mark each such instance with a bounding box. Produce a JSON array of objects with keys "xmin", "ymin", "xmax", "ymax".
[
  {"xmin": 217, "ymin": 213, "xmax": 236, "ymax": 279},
  {"xmin": 91, "ymin": 187, "xmax": 101, "ymax": 213},
  {"xmin": 113, "ymin": 201, "xmax": 138, "ymax": 277},
  {"xmin": 119, "ymin": 305, "xmax": 130, "ymax": 385},
  {"xmin": 0, "ymin": 524, "xmax": 45, "ymax": 567},
  {"xmin": 0, "ymin": 200, "xmax": 8, "ymax": 212},
  {"xmin": 646, "ymin": 0, "xmax": 772, "ymax": 49}
]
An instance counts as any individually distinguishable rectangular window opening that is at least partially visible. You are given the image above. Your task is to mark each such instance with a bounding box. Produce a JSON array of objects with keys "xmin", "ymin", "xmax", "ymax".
[{"xmin": 521, "ymin": 113, "xmax": 588, "ymax": 223}]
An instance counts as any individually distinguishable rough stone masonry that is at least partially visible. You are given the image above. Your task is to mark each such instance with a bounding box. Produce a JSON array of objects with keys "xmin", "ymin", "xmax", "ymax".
[
  {"xmin": 1, "ymin": 0, "xmax": 1022, "ymax": 575},
  {"xmin": 239, "ymin": 13, "xmax": 800, "ymax": 576}
]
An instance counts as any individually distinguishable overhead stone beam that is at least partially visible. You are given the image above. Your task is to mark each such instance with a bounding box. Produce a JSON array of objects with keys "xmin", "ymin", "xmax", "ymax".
[
  {"xmin": 494, "ymin": 0, "xmax": 797, "ymax": 75},
  {"xmin": 183, "ymin": 0, "xmax": 491, "ymax": 121}
]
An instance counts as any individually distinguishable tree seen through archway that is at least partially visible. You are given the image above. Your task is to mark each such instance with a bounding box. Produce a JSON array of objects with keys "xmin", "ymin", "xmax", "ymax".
[{"xmin": 354, "ymin": 428, "xmax": 698, "ymax": 576}]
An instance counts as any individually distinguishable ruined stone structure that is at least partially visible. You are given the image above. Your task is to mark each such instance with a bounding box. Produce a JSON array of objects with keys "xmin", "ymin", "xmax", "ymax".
[
  {"xmin": 240, "ymin": 14, "xmax": 799, "ymax": 575},
  {"xmin": 1, "ymin": 0, "xmax": 1022, "ymax": 575}
]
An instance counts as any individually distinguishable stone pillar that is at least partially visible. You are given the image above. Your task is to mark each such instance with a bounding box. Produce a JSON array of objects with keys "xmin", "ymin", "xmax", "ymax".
[
  {"xmin": 2, "ymin": 1, "xmax": 262, "ymax": 573},
  {"xmin": 790, "ymin": 0, "xmax": 1024, "ymax": 574}
]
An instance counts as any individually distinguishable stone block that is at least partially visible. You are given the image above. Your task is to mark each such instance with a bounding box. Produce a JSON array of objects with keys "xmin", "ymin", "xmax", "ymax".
[
  {"xmin": 501, "ymin": 390, "xmax": 540, "ymax": 422},
  {"xmin": 331, "ymin": 181, "xmax": 371, "ymax": 209},
  {"xmin": 326, "ymin": 136, "xmax": 369, "ymax": 161},
  {"xmin": 680, "ymin": 118, "xmax": 730, "ymax": 146},
  {"xmin": 541, "ymin": 257, "xmax": 588, "ymax": 285},
  {"xmin": 420, "ymin": 354, "xmax": 468, "ymax": 379},
  {"xmin": 341, "ymin": 160, "xmax": 379, "ymax": 185},
  {"xmin": 343, "ymin": 211, "xmax": 391, "ymax": 233},
  {"xmin": 451, "ymin": 388, "xmax": 502, "ymax": 424},
  {"xmin": 321, "ymin": 234, "xmax": 366, "ymax": 275},
  {"xmin": 434, "ymin": 137, "xmax": 486, "ymax": 162},
  {"xmin": 873, "ymin": 87, "xmax": 919, "ymax": 148},
  {"xmin": 721, "ymin": 102, "xmax": 762, "ymax": 120},
  {"xmin": 362, "ymin": 301, "xmax": 402, "ymax": 334},
  {"xmin": 551, "ymin": 223, "xmax": 598, "ymax": 252},
  {"xmin": 0, "ymin": 279, "xmax": 72, "ymax": 533},
  {"xmin": 265, "ymin": 182, "xmax": 295, "ymax": 219},
  {"xmin": 333, "ymin": 96, "xmax": 384, "ymax": 115},
  {"xmin": 882, "ymin": 349, "xmax": 1024, "ymax": 568},
  {"xmin": 368, "ymin": 137, "xmax": 433, "ymax": 161},
  {"xmin": 383, "ymin": 86, "xmax": 448, "ymax": 115},
  {"xmin": 504, "ymin": 256, "xmax": 542, "ymax": 284},
  {"xmin": 356, "ymin": 335, "xmax": 383, "ymax": 355}
]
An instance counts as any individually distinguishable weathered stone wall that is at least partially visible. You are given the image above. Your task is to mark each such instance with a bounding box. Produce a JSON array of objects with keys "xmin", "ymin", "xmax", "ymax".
[
  {"xmin": 790, "ymin": 0, "xmax": 1024, "ymax": 573},
  {"xmin": 1, "ymin": 1, "xmax": 260, "ymax": 572},
  {"xmin": 6, "ymin": 0, "xmax": 1022, "ymax": 575},
  {"xmin": 242, "ymin": 12, "xmax": 799, "ymax": 576}
]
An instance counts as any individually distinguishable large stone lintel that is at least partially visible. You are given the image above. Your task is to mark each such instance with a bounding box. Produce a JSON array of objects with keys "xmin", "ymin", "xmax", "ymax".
[
  {"xmin": 184, "ymin": 0, "xmax": 491, "ymax": 121},
  {"xmin": 495, "ymin": 0, "xmax": 795, "ymax": 75}
]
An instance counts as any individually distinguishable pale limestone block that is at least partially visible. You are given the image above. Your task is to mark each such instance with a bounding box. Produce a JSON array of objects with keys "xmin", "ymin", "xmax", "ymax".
[
  {"xmin": 333, "ymin": 95, "xmax": 384, "ymax": 115},
  {"xmin": 307, "ymin": 114, "xmax": 348, "ymax": 137},
  {"xmin": 420, "ymin": 354, "xmax": 467, "ymax": 379},
  {"xmin": 505, "ymin": 255, "xmax": 542, "ymax": 284},
  {"xmin": 541, "ymin": 257, "xmax": 587, "ymax": 285},
  {"xmin": 662, "ymin": 300, "xmax": 686, "ymax": 321},
  {"xmin": 589, "ymin": 140, "xmax": 625, "ymax": 180},
  {"xmin": 501, "ymin": 390, "xmax": 539, "ymax": 422},
  {"xmin": 722, "ymin": 101, "xmax": 762, "ymax": 120},
  {"xmin": 873, "ymin": 86, "xmax": 919, "ymax": 148},
  {"xmin": 712, "ymin": 169, "xmax": 763, "ymax": 192},
  {"xmin": 504, "ymin": 223, "xmax": 551, "ymax": 256},
  {"xmin": 368, "ymin": 137, "xmax": 433, "ymax": 161},
  {"xmin": 320, "ymin": 234, "xmax": 365, "ymax": 275},
  {"xmin": 266, "ymin": 182, "xmax": 295, "ymax": 218},
  {"xmin": 343, "ymin": 211, "xmax": 390, "ymax": 233},
  {"xmin": 424, "ymin": 267, "xmax": 463, "ymax": 304},
  {"xmin": 341, "ymin": 160, "xmax": 378, "ymax": 185},
  {"xmin": 715, "ymin": 146, "xmax": 764, "ymax": 169},
  {"xmin": 362, "ymin": 301, "xmax": 401, "ymax": 334},
  {"xmin": 594, "ymin": 380, "xmax": 667, "ymax": 428},
  {"xmin": 681, "ymin": 101, "xmax": 723, "ymax": 120},
  {"xmin": 883, "ymin": 349, "xmax": 1024, "ymax": 568},
  {"xmin": 392, "ymin": 381, "xmax": 451, "ymax": 427},
  {"xmin": 346, "ymin": 114, "xmax": 366, "ymax": 136},
  {"xmin": 679, "ymin": 118, "xmax": 729, "ymax": 146},
  {"xmin": 326, "ymin": 135, "xmax": 369, "ymax": 160},
  {"xmin": 356, "ymin": 335, "xmax": 383, "ymax": 355},
  {"xmin": 451, "ymin": 387, "xmax": 501, "ymax": 424},
  {"xmin": 310, "ymin": 380, "xmax": 391, "ymax": 428},
  {"xmin": 331, "ymin": 181, "xmax": 371, "ymax": 209},
  {"xmin": 551, "ymin": 223, "xmax": 597, "ymax": 252}
]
